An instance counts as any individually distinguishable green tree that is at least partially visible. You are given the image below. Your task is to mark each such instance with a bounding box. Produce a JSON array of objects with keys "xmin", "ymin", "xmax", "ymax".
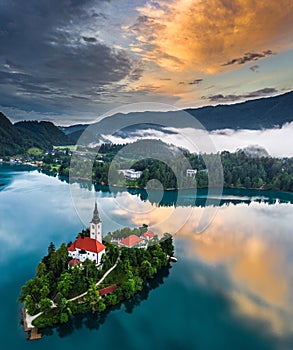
[
  {"xmin": 140, "ymin": 260, "xmax": 156, "ymax": 280},
  {"xmin": 87, "ymin": 280, "xmax": 100, "ymax": 312},
  {"xmin": 160, "ymin": 233, "xmax": 174, "ymax": 256},
  {"xmin": 105, "ymin": 293, "xmax": 118, "ymax": 306},
  {"xmin": 60, "ymin": 312, "xmax": 69, "ymax": 324},
  {"xmin": 39, "ymin": 297, "xmax": 52, "ymax": 314},
  {"xmin": 36, "ymin": 262, "xmax": 47, "ymax": 277},
  {"xmin": 98, "ymin": 299, "xmax": 106, "ymax": 312},
  {"xmin": 57, "ymin": 272, "xmax": 74, "ymax": 297},
  {"xmin": 24, "ymin": 295, "xmax": 36, "ymax": 315},
  {"xmin": 48, "ymin": 242, "xmax": 55, "ymax": 255},
  {"xmin": 122, "ymin": 278, "xmax": 136, "ymax": 299}
]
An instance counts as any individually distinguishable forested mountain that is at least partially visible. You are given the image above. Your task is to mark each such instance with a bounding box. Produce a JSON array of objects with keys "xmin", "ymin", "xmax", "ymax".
[
  {"xmin": 185, "ymin": 90, "xmax": 293, "ymax": 130},
  {"xmin": 0, "ymin": 112, "xmax": 38, "ymax": 156},
  {"xmin": 15, "ymin": 120, "xmax": 72, "ymax": 148},
  {"xmin": 0, "ymin": 113, "xmax": 71, "ymax": 156},
  {"xmin": 1, "ymin": 91, "xmax": 292, "ymax": 156},
  {"xmin": 61, "ymin": 91, "xmax": 293, "ymax": 140}
]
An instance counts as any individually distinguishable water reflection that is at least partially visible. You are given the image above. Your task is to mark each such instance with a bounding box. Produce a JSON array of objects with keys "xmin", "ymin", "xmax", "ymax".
[
  {"xmin": 64, "ymin": 176, "xmax": 293, "ymax": 207},
  {"xmin": 176, "ymin": 203, "xmax": 293, "ymax": 337},
  {"xmin": 1, "ymin": 166, "xmax": 293, "ymax": 348},
  {"xmin": 0, "ymin": 163, "xmax": 34, "ymax": 191}
]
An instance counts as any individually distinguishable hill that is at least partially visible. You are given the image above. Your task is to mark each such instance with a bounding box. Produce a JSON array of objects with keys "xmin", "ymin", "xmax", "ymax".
[
  {"xmin": 61, "ymin": 91, "xmax": 293, "ymax": 141},
  {"xmin": 15, "ymin": 120, "xmax": 72, "ymax": 148},
  {"xmin": 0, "ymin": 112, "xmax": 38, "ymax": 156},
  {"xmin": 185, "ymin": 90, "xmax": 293, "ymax": 130},
  {"xmin": 0, "ymin": 114, "xmax": 71, "ymax": 156}
]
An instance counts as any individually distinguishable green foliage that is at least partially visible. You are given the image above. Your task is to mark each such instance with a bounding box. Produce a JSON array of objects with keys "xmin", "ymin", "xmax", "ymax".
[
  {"xmin": 60, "ymin": 312, "xmax": 69, "ymax": 324},
  {"xmin": 39, "ymin": 298, "xmax": 52, "ymax": 314},
  {"xmin": 48, "ymin": 242, "xmax": 55, "ymax": 255},
  {"xmin": 37, "ymin": 139, "xmax": 293, "ymax": 192},
  {"xmin": 87, "ymin": 279, "xmax": 100, "ymax": 312},
  {"xmin": 159, "ymin": 233, "xmax": 174, "ymax": 257},
  {"xmin": 104, "ymin": 225, "xmax": 148, "ymax": 243},
  {"xmin": 21, "ymin": 231, "xmax": 174, "ymax": 329},
  {"xmin": 140, "ymin": 260, "xmax": 156, "ymax": 280},
  {"xmin": 221, "ymin": 151, "xmax": 293, "ymax": 192},
  {"xmin": 0, "ymin": 112, "xmax": 71, "ymax": 156},
  {"xmin": 24, "ymin": 295, "xmax": 36, "ymax": 315},
  {"xmin": 57, "ymin": 272, "xmax": 74, "ymax": 297},
  {"xmin": 36, "ymin": 262, "xmax": 47, "ymax": 277},
  {"xmin": 98, "ymin": 299, "xmax": 106, "ymax": 312},
  {"xmin": 27, "ymin": 147, "xmax": 42, "ymax": 156},
  {"xmin": 105, "ymin": 292, "xmax": 118, "ymax": 306}
]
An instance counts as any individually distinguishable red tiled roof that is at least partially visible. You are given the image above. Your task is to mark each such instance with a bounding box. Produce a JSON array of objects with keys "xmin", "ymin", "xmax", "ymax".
[
  {"xmin": 120, "ymin": 234, "xmax": 142, "ymax": 247},
  {"xmin": 68, "ymin": 258, "xmax": 81, "ymax": 266},
  {"xmin": 68, "ymin": 236, "xmax": 106, "ymax": 254},
  {"xmin": 141, "ymin": 230, "xmax": 155, "ymax": 239},
  {"xmin": 68, "ymin": 244, "xmax": 75, "ymax": 251},
  {"xmin": 99, "ymin": 284, "xmax": 117, "ymax": 296}
]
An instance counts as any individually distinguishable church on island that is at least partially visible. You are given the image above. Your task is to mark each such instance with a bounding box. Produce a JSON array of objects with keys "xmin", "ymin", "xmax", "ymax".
[{"xmin": 68, "ymin": 202, "xmax": 106, "ymax": 265}]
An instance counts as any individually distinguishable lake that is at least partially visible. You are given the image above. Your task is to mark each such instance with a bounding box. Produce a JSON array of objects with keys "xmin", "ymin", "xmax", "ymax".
[{"xmin": 1, "ymin": 163, "xmax": 293, "ymax": 349}]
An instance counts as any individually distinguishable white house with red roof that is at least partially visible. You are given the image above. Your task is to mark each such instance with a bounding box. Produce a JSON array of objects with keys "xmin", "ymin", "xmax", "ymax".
[
  {"xmin": 119, "ymin": 234, "xmax": 143, "ymax": 248},
  {"xmin": 140, "ymin": 230, "xmax": 155, "ymax": 241},
  {"xmin": 68, "ymin": 202, "xmax": 106, "ymax": 265}
]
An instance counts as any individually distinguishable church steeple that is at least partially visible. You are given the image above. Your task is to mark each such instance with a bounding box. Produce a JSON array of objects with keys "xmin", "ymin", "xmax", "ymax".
[
  {"xmin": 90, "ymin": 201, "xmax": 102, "ymax": 242},
  {"xmin": 91, "ymin": 202, "xmax": 101, "ymax": 224}
]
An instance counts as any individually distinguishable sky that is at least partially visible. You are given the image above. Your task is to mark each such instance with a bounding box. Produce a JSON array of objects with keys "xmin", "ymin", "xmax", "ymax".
[{"xmin": 0, "ymin": 0, "xmax": 292, "ymax": 124}]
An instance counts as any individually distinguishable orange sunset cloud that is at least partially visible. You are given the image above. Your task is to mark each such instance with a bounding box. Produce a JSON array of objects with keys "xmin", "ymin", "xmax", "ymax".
[{"xmin": 129, "ymin": 0, "xmax": 293, "ymax": 74}]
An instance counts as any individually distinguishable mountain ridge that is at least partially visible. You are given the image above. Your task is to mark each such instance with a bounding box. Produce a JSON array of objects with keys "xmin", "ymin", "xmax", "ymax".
[
  {"xmin": 0, "ymin": 115, "xmax": 71, "ymax": 156},
  {"xmin": 61, "ymin": 91, "xmax": 293, "ymax": 140}
]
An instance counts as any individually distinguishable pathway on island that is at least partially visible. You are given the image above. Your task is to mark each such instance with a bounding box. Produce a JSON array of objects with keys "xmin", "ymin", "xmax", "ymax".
[
  {"xmin": 25, "ymin": 254, "xmax": 120, "ymax": 328},
  {"xmin": 68, "ymin": 254, "xmax": 120, "ymax": 302}
]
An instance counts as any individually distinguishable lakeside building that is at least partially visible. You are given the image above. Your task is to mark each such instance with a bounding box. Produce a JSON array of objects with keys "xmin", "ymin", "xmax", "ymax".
[
  {"xmin": 140, "ymin": 231, "xmax": 155, "ymax": 241},
  {"xmin": 186, "ymin": 169, "xmax": 197, "ymax": 177},
  {"xmin": 119, "ymin": 235, "xmax": 144, "ymax": 248},
  {"xmin": 120, "ymin": 169, "xmax": 142, "ymax": 180},
  {"xmin": 68, "ymin": 202, "xmax": 106, "ymax": 265},
  {"xmin": 119, "ymin": 231, "xmax": 155, "ymax": 248}
]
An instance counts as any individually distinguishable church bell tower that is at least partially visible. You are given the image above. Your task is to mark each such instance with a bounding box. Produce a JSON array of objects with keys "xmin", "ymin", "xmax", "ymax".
[{"xmin": 90, "ymin": 202, "xmax": 102, "ymax": 242}]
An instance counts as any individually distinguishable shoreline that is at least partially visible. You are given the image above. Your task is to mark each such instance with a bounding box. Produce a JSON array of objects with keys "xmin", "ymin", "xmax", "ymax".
[{"xmin": 1, "ymin": 162, "xmax": 292, "ymax": 194}]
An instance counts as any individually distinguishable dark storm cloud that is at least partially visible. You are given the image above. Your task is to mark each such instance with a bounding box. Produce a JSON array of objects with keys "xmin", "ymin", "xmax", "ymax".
[
  {"xmin": 222, "ymin": 50, "xmax": 275, "ymax": 66},
  {"xmin": 0, "ymin": 0, "xmax": 141, "ymax": 118},
  {"xmin": 203, "ymin": 88, "xmax": 278, "ymax": 102}
]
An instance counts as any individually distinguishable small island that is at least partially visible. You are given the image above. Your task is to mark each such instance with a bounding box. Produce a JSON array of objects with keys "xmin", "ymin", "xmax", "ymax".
[{"xmin": 19, "ymin": 202, "xmax": 175, "ymax": 339}]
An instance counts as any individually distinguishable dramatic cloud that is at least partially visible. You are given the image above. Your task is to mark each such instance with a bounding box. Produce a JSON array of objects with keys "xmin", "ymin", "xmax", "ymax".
[
  {"xmin": 0, "ymin": 0, "xmax": 142, "ymax": 118},
  {"xmin": 0, "ymin": 0, "xmax": 292, "ymax": 122},
  {"xmin": 130, "ymin": 0, "xmax": 293, "ymax": 74}
]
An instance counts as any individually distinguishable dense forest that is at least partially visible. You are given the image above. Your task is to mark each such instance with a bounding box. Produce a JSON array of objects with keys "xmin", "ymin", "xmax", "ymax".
[
  {"xmin": 19, "ymin": 232, "xmax": 174, "ymax": 328},
  {"xmin": 0, "ymin": 112, "xmax": 72, "ymax": 156},
  {"xmin": 51, "ymin": 144, "xmax": 293, "ymax": 192}
]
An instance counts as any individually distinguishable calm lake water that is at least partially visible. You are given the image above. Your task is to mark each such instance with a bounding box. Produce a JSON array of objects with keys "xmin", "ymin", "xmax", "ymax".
[{"xmin": 1, "ymin": 163, "xmax": 293, "ymax": 350}]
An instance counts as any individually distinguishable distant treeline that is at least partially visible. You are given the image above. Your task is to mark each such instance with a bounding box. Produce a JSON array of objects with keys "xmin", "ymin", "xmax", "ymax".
[{"xmin": 47, "ymin": 143, "xmax": 293, "ymax": 192}]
